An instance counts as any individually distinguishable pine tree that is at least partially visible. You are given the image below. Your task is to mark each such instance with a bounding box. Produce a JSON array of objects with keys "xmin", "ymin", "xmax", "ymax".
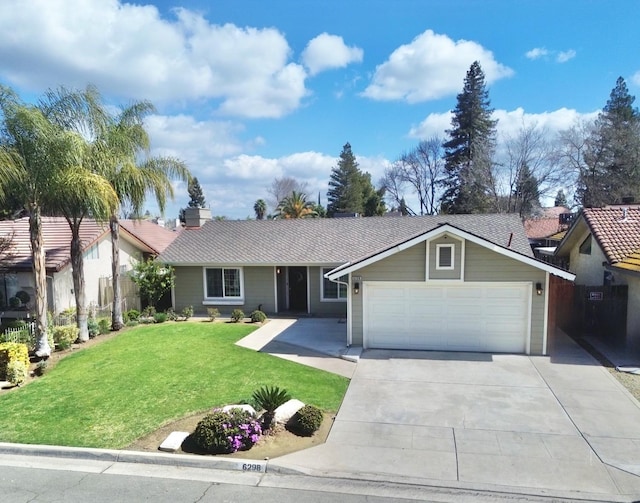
[
  {"xmin": 327, "ymin": 143, "xmax": 363, "ymax": 215},
  {"xmin": 187, "ymin": 177, "xmax": 206, "ymax": 208},
  {"xmin": 512, "ymin": 164, "xmax": 540, "ymax": 217},
  {"xmin": 327, "ymin": 143, "xmax": 384, "ymax": 216},
  {"xmin": 440, "ymin": 61, "xmax": 497, "ymax": 214},
  {"xmin": 577, "ymin": 77, "xmax": 640, "ymax": 207},
  {"xmin": 554, "ymin": 189, "xmax": 568, "ymax": 208}
]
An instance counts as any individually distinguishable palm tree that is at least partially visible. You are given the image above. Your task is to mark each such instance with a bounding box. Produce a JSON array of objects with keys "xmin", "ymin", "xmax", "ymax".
[
  {"xmin": 274, "ymin": 191, "xmax": 318, "ymax": 219},
  {"xmin": 0, "ymin": 86, "xmax": 114, "ymax": 353},
  {"xmin": 39, "ymin": 86, "xmax": 120, "ymax": 342},
  {"xmin": 0, "ymin": 89, "xmax": 56, "ymax": 356},
  {"xmin": 254, "ymin": 199, "xmax": 267, "ymax": 220},
  {"xmin": 92, "ymin": 101, "xmax": 191, "ymax": 330}
]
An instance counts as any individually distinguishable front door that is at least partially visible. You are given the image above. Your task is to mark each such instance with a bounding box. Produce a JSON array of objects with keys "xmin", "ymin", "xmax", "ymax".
[{"xmin": 288, "ymin": 267, "xmax": 308, "ymax": 312}]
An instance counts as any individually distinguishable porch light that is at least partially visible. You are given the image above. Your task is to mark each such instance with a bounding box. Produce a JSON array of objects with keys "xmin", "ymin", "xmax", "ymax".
[
  {"xmin": 536, "ymin": 282, "xmax": 543, "ymax": 296},
  {"xmin": 353, "ymin": 282, "xmax": 360, "ymax": 295}
]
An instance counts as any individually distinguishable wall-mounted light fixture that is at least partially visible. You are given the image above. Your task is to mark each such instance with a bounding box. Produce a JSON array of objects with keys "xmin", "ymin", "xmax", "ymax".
[
  {"xmin": 276, "ymin": 268, "xmax": 281, "ymax": 274},
  {"xmin": 352, "ymin": 276, "xmax": 362, "ymax": 295},
  {"xmin": 536, "ymin": 282, "xmax": 543, "ymax": 296}
]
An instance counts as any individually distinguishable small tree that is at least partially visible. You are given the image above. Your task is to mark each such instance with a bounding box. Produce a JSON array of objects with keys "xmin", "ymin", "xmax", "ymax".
[
  {"xmin": 130, "ymin": 259, "xmax": 174, "ymax": 308},
  {"xmin": 253, "ymin": 199, "xmax": 267, "ymax": 220}
]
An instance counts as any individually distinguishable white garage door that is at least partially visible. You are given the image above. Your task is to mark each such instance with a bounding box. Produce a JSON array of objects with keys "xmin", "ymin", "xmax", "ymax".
[{"xmin": 363, "ymin": 282, "xmax": 530, "ymax": 353}]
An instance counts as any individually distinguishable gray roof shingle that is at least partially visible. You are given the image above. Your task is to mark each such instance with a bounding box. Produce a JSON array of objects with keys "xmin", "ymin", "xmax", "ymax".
[{"xmin": 160, "ymin": 214, "xmax": 533, "ymax": 266}]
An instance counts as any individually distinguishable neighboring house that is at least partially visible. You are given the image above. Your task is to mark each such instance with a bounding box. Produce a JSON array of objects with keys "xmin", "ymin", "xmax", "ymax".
[
  {"xmin": 555, "ymin": 206, "xmax": 640, "ymax": 345},
  {"xmin": 0, "ymin": 217, "xmax": 178, "ymax": 318},
  {"xmin": 523, "ymin": 206, "xmax": 572, "ymax": 265},
  {"xmin": 161, "ymin": 209, "xmax": 574, "ymax": 355}
]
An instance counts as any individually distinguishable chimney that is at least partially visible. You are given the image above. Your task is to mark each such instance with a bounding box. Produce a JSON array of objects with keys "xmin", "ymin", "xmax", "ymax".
[{"xmin": 184, "ymin": 207, "xmax": 212, "ymax": 228}]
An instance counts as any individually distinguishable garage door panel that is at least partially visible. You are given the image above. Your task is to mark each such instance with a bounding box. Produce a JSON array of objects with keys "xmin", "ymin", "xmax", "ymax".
[{"xmin": 364, "ymin": 282, "xmax": 530, "ymax": 354}]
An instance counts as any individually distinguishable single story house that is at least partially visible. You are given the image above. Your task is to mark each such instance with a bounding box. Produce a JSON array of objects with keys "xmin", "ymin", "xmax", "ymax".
[
  {"xmin": 555, "ymin": 206, "xmax": 640, "ymax": 345},
  {"xmin": 161, "ymin": 209, "xmax": 574, "ymax": 355},
  {"xmin": 0, "ymin": 217, "xmax": 178, "ymax": 317}
]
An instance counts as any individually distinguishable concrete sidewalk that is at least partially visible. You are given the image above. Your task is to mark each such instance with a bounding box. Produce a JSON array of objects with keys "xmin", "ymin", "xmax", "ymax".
[
  {"xmin": 270, "ymin": 332, "xmax": 640, "ymax": 501},
  {"xmin": 236, "ymin": 318, "xmax": 357, "ymax": 378}
]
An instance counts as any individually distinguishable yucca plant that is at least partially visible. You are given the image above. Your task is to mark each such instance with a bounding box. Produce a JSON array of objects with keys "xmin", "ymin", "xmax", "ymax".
[{"xmin": 252, "ymin": 385, "xmax": 291, "ymax": 430}]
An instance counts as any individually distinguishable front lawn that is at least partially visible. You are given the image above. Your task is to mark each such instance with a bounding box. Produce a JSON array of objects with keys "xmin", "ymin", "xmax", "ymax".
[{"xmin": 0, "ymin": 322, "xmax": 349, "ymax": 448}]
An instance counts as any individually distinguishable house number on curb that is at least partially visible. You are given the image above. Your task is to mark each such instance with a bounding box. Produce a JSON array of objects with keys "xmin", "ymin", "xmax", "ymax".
[{"xmin": 241, "ymin": 463, "xmax": 264, "ymax": 472}]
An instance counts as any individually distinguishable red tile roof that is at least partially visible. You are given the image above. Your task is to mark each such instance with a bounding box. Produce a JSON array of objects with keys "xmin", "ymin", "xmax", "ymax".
[
  {"xmin": 523, "ymin": 218, "xmax": 565, "ymax": 240},
  {"xmin": 582, "ymin": 207, "xmax": 640, "ymax": 264},
  {"xmin": 0, "ymin": 217, "xmax": 107, "ymax": 272},
  {"xmin": 119, "ymin": 220, "xmax": 178, "ymax": 254}
]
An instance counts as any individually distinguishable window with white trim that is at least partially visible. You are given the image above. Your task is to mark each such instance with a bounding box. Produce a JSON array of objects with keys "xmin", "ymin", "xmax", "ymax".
[
  {"xmin": 321, "ymin": 268, "xmax": 347, "ymax": 301},
  {"xmin": 204, "ymin": 267, "xmax": 243, "ymax": 300},
  {"xmin": 436, "ymin": 244, "xmax": 454, "ymax": 270},
  {"xmin": 85, "ymin": 243, "xmax": 99, "ymax": 260}
]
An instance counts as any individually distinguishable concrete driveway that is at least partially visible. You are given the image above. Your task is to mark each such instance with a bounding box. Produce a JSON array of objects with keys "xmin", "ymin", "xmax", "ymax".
[{"xmin": 273, "ymin": 332, "xmax": 640, "ymax": 500}]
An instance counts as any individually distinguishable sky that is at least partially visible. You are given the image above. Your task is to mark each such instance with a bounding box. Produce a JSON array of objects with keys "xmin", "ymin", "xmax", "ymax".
[{"xmin": 1, "ymin": 0, "xmax": 639, "ymax": 220}]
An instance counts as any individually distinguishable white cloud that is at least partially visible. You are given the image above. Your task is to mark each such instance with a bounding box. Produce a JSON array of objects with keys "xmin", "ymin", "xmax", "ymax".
[
  {"xmin": 362, "ymin": 29, "xmax": 513, "ymax": 103},
  {"xmin": 409, "ymin": 107, "xmax": 599, "ymax": 142},
  {"xmin": 556, "ymin": 49, "xmax": 576, "ymax": 63},
  {"xmin": 632, "ymin": 71, "xmax": 640, "ymax": 87},
  {"xmin": 0, "ymin": 0, "xmax": 307, "ymax": 118},
  {"xmin": 525, "ymin": 48, "xmax": 549, "ymax": 60},
  {"xmin": 525, "ymin": 47, "xmax": 576, "ymax": 64},
  {"xmin": 302, "ymin": 33, "xmax": 363, "ymax": 75}
]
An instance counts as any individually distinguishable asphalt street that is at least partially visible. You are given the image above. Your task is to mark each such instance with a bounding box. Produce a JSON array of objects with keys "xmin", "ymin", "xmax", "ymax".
[{"xmin": 0, "ymin": 455, "xmax": 620, "ymax": 503}]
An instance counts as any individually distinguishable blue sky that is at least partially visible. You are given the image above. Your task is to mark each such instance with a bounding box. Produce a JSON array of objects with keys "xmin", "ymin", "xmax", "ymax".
[{"xmin": 1, "ymin": 0, "xmax": 638, "ymax": 219}]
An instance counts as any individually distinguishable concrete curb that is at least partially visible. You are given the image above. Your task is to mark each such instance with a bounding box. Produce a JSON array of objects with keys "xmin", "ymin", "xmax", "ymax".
[
  {"xmin": 0, "ymin": 442, "xmax": 280, "ymax": 474},
  {"xmin": 0, "ymin": 442, "xmax": 635, "ymax": 502}
]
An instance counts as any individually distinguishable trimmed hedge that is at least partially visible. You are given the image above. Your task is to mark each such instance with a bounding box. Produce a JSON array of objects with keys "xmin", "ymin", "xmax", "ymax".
[
  {"xmin": 289, "ymin": 404, "xmax": 323, "ymax": 436},
  {"xmin": 0, "ymin": 342, "xmax": 29, "ymax": 380},
  {"xmin": 52, "ymin": 325, "xmax": 79, "ymax": 350}
]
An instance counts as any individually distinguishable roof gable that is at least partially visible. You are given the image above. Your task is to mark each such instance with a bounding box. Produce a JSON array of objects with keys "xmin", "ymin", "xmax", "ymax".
[
  {"xmin": 160, "ymin": 213, "xmax": 534, "ymax": 266},
  {"xmin": 119, "ymin": 220, "xmax": 178, "ymax": 254},
  {"xmin": 556, "ymin": 207, "xmax": 640, "ymax": 264},
  {"xmin": 325, "ymin": 224, "xmax": 575, "ymax": 281}
]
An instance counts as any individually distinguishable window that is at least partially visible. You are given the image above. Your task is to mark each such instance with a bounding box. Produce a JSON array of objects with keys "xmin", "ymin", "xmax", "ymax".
[
  {"xmin": 321, "ymin": 268, "xmax": 347, "ymax": 301},
  {"xmin": 85, "ymin": 243, "xmax": 99, "ymax": 260},
  {"xmin": 204, "ymin": 267, "xmax": 243, "ymax": 301},
  {"xmin": 579, "ymin": 235, "xmax": 592, "ymax": 255},
  {"xmin": 436, "ymin": 244, "xmax": 454, "ymax": 270}
]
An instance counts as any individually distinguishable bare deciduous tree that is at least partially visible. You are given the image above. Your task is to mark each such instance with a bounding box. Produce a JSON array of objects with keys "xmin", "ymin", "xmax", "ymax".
[
  {"xmin": 267, "ymin": 176, "xmax": 308, "ymax": 212},
  {"xmin": 496, "ymin": 123, "xmax": 568, "ymax": 216},
  {"xmin": 381, "ymin": 137, "xmax": 445, "ymax": 215}
]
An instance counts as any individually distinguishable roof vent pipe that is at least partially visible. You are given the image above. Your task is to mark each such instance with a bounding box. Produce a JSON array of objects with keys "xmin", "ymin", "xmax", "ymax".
[{"xmin": 507, "ymin": 232, "xmax": 513, "ymax": 248}]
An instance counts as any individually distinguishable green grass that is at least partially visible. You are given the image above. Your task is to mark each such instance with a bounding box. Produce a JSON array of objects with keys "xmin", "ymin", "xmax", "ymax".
[{"xmin": 0, "ymin": 322, "xmax": 349, "ymax": 448}]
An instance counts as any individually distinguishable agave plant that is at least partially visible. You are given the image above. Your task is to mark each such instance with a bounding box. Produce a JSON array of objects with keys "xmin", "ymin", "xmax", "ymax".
[{"xmin": 252, "ymin": 385, "xmax": 291, "ymax": 430}]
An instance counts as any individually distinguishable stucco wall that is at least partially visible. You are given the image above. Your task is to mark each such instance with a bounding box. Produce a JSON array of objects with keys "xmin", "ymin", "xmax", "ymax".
[
  {"xmin": 611, "ymin": 271, "xmax": 640, "ymax": 345},
  {"xmin": 568, "ymin": 230, "xmax": 608, "ymax": 286}
]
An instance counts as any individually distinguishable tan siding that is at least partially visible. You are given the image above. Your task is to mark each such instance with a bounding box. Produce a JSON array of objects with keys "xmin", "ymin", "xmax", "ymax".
[
  {"xmin": 350, "ymin": 240, "xmax": 547, "ymax": 355},
  {"xmin": 243, "ymin": 267, "xmax": 276, "ymax": 313},
  {"xmin": 174, "ymin": 266, "xmax": 206, "ymax": 314},
  {"xmin": 310, "ymin": 266, "xmax": 347, "ymax": 316},
  {"xmin": 464, "ymin": 242, "xmax": 546, "ymax": 354},
  {"xmin": 428, "ymin": 235, "xmax": 462, "ymax": 280},
  {"xmin": 174, "ymin": 266, "xmax": 275, "ymax": 315},
  {"xmin": 352, "ymin": 244, "xmax": 426, "ymax": 345}
]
